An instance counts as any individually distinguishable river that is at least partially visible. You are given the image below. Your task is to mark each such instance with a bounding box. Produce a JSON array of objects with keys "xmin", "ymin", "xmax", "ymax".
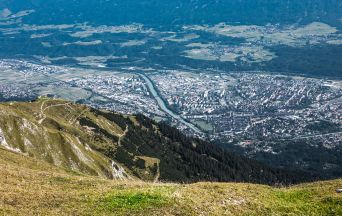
[{"xmin": 138, "ymin": 73, "xmax": 203, "ymax": 134}]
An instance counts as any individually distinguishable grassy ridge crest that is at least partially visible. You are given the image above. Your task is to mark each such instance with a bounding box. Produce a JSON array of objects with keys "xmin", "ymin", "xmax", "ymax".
[{"xmin": 0, "ymin": 147, "xmax": 341, "ymax": 215}]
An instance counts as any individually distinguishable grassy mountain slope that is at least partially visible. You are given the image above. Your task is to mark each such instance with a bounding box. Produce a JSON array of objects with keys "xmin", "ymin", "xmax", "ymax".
[
  {"xmin": 0, "ymin": 97, "xmax": 130, "ymax": 180},
  {"xmin": 0, "ymin": 147, "xmax": 341, "ymax": 216},
  {"xmin": 0, "ymin": 97, "xmax": 314, "ymax": 185}
]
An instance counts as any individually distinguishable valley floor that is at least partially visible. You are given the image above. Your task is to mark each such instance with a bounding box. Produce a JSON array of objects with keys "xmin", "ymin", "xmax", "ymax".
[{"xmin": 0, "ymin": 147, "xmax": 341, "ymax": 216}]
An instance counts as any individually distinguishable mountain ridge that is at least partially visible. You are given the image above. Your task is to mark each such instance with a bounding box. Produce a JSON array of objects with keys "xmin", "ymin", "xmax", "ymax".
[
  {"xmin": 0, "ymin": 97, "xmax": 316, "ymax": 184},
  {"xmin": 0, "ymin": 145, "xmax": 341, "ymax": 215}
]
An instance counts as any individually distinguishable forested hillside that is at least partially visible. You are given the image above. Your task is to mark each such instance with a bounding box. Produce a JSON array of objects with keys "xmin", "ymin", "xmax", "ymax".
[{"xmin": 0, "ymin": 98, "xmax": 316, "ymax": 185}]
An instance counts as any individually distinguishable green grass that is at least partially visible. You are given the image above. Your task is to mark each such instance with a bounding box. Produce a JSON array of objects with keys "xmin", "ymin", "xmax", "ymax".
[
  {"xmin": 0, "ymin": 147, "xmax": 341, "ymax": 215},
  {"xmin": 190, "ymin": 119, "xmax": 213, "ymax": 131},
  {"xmin": 269, "ymin": 187, "xmax": 342, "ymax": 215},
  {"xmin": 98, "ymin": 190, "xmax": 171, "ymax": 211}
]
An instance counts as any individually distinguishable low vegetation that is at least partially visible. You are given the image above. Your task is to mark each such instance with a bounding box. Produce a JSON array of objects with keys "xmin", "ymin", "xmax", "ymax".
[{"xmin": 0, "ymin": 147, "xmax": 341, "ymax": 216}]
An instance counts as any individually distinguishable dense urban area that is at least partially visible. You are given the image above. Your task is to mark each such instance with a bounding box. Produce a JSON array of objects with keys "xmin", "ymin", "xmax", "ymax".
[{"xmin": 1, "ymin": 59, "xmax": 342, "ymax": 175}]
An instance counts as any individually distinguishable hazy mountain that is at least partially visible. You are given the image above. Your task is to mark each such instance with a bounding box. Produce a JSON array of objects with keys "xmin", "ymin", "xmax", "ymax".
[
  {"xmin": 1, "ymin": 0, "xmax": 342, "ymax": 26},
  {"xmin": 1, "ymin": 0, "xmax": 342, "ymax": 77}
]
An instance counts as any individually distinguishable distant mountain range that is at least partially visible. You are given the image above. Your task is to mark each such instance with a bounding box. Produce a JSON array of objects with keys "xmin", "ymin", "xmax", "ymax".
[
  {"xmin": 1, "ymin": 0, "xmax": 342, "ymax": 77},
  {"xmin": 1, "ymin": 0, "xmax": 342, "ymax": 26}
]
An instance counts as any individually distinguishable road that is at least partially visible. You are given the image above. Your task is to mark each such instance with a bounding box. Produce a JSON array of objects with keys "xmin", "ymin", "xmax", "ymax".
[{"xmin": 284, "ymin": 131, "xmax": 342, "ymax": 140}]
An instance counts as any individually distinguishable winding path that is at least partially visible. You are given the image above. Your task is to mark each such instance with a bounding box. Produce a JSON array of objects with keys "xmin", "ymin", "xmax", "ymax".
[{"xmin": 38, "ymin": 100, "xmax": 71, "ymax": 124}]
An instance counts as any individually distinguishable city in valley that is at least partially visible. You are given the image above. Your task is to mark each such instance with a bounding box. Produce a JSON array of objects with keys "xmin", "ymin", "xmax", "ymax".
[{"xmin": 1, "ymin": 59, "xmax": 341, "ymax": 175}]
